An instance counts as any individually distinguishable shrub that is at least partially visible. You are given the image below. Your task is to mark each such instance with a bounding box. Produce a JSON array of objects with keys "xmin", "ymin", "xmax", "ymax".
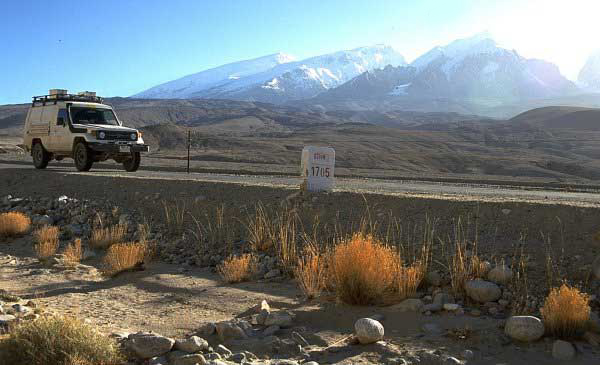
[
  {"xmin": 295, "ymin": 246, "xmax": 327, "ymax": 299},
  {"xmin": 90, "ymin": 224, "xmax": 127, "ymax": 249},
  {"xmin": 0, "ymin": 315, "xmax": 122, "ymax": 365},
  {"xmin": 33, "ymin": 225, "xmax": 59, "ymax": 260},
  {"xmin": 541, "ymin": 284, "xmax": 590, "ymax": 338},
  {"xmin": 0, "ymin": 212, "xmax": 31, "ymax": 238},
  {"xmin": 63, "ymin": 238, "xmax": 83, "ymax": 266},
  {"xmin": 328, "ymin": 233, "xmax": 398, "ymax": 305},
  {"xmin": 218, "ymin": 254, "xmax": 257, "ymax": 283},
  {"xmin": 101, "ymin": 242, "xmax": 147, "ymax": 277}
]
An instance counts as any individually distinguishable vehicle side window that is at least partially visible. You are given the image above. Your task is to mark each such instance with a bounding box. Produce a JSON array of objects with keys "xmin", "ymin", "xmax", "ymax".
[{"xmin": 57, "ymin": 109, "xmax": 68, "ymax": 125}]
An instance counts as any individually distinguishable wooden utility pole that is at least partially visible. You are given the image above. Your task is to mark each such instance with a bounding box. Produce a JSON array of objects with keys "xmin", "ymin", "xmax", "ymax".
[{"xmin": 187, "ymin": 130, "xmax": 191, "ymax": 174}]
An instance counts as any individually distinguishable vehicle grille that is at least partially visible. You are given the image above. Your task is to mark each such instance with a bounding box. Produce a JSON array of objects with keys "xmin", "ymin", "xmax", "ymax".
[{"xmin": 104, "ymin": 131, "xmax": 132, "ymax": 141}]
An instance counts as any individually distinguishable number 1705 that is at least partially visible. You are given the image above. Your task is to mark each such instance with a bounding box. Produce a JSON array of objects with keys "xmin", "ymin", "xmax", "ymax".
[{"xmin": 310, "ymin": 166, "xmax": 330, "ymax": 177}]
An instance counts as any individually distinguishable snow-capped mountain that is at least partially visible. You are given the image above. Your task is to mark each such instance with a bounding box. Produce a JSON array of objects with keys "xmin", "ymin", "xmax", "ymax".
[
  {"xmin": 405, "ymin": 33, "xmax": 575, "ymax": 101},
  {"xmin": 133, "ymin": 45, "xmax": 406, "ymax": 102},
  {"xmin": 578, "ymin": 51, "xmax": 600, "ymax": 91},
  {"xmin": 316, "ymin": 33, "xmax": 576, "ymax": 105},
  {"xmin": 133, "ymin": 52, "xmax": 296, "ymax": 99}
]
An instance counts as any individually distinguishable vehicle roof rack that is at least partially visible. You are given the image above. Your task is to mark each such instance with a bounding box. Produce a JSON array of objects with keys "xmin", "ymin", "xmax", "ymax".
[{"xmin": 32, "ymin": 93, "xmax": 104, "ymax": 106}]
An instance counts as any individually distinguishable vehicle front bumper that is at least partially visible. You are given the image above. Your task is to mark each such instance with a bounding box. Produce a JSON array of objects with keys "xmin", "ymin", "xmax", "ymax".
[{"xmin": 88, "ymin": 143, "xmax": 150, "ymax": 153}]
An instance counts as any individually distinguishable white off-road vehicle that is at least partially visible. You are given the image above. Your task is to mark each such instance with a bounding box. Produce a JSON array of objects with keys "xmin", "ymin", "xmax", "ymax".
[{"xmin": 23, "ymin": 90, "xmax": 149, "ymax": 172}]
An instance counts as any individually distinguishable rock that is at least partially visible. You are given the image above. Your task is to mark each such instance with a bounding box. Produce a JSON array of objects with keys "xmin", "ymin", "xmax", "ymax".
[
  {"xmin": 253, "ymin": 299, "xmax": 270, "ymax": 313},
  {"xmin": 0, "ymin": 314, "xmax": 16, "ymax": 326},
  {"xmin": 169, "ymin": 352, "xmax": 207, "ymax": 365},
  {"xmin": 422, "ymin": 292, "xmax": 452, "ymax": 312},
  {"xmin": 215, "ymin": 344, "xmax": 232, "ymax": 357},
  {"xmin": 354, "ymin": 318, "xmax": 384, "ymax": 344},
  {"xmin": 264, "ymin": 311, "xmax": 293, "ymax": 328},
  {"xmin": 444, "ymin": 357, "xmax": 461, "ymax": 364},
  {"xmin": 487, "ymin": 265, "xmax": 513, "ymax": 285},
  {"xmin": 552, "ymin": 340, "xmax": 575, "ymax": 360},
  {"xmin": 461, "ymin": 349, "xmax": 474, "ymax": 359},
  {"xmin": 33, "ymin": 215, "xmax": 53, "ymax": 226},
  {"xmin": 229, "ymin": 352, "xmax": 245, "ymax": 363},
  {"xmin": 196, "ymin": 322, "xmax": 216, "ymax": 337},
  {"xmin": 391, "ymin": 299, "xmax": 424, "ymax": 312},
  {"xmin": 264, "ymin": 269, "xmax": 281, "ymax": 279},
  {"xmin": 255, "ymin": 309, "xmax": 269, "ymax": 325},
  {"xmin": 465, "ymin": 279, "xmax": 501, "ymax": 303},
  {"xmin": 204, "ymin": 353, "xmax": 221, "ymax": 361},
  {"xmin": 149, "ymin": 356, "xmax": 168, "ymax": 365},
  {"xmin": 175, "ymin": 336, "xmax": 209, "ymax": 353},
  {"xmin": 126, "ymin": 332, "xmax": 175, "ymax": 359},
  {"xmin": 443, "ymin": 303, "xmax": 460, "ymax": 311},
  {"xmin": 425, "ymin": 271, "xmax": 442, "ymax": 286},
  {"xmin": 215, "ymin": 321, "xmax": 247, "ymax": 342},
  {"xmin": 504, "ymin": 316, "xmax": 545, "ymax": 342},
  {"xmin": 12, "ymin": 304, "xmax": 29, "ymax": 313}
]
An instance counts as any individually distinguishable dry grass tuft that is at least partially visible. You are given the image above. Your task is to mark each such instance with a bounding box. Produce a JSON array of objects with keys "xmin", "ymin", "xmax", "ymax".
[
  {"xmin": 218, "ymin": 254, "xmax": 257, "ymax": 284},
  {"xmin": 395, "ymin": 263, "xmax": 426, "ymax": 300},
  {"xmin": 246, "ymin": 203, "xmax": 275, "ymax": 252},
  {"xmin": 162, "ymin": 200, "xmax": 187, "ymax": 237},
  {"xmin": 329, "ymin": 233, "xmax": 398, "ymax": 305},
  {"xmin": 101, "ymin": 242, "xmax": 147, "ymax": 277},
  {"xmin": 541, "ymin": 284, "xmax": 590, "ymax": 338},
  {"xmin": 63, "ymin": 239, "xmax": 83, "ymax": 266},
  {"xmin": 447, "ymin": 219, "xmax": 485, "ymax": 296},
  {"xmin": 90, "ymin": 224, "xmax": 127, "ymax": 249},
  {"xmin": 33, "ymin": 225, "xmax": 59, "ymax": 261},
  {"xmin": 0, "ymin": 212, "xmax": 31, "ymax": 238},
  {"xmin": 295, "ymin": 245, "xmax": 327, "ymax": 299},
  {"xmin": 0, "ymin": 315, "xmax": 122, "ymax": 365}
]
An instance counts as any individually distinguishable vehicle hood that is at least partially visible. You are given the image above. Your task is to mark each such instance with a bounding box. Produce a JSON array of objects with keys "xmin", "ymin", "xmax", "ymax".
[{"xmin": 73, "ymin": 124, "xmax": 138, "ymax": 132}]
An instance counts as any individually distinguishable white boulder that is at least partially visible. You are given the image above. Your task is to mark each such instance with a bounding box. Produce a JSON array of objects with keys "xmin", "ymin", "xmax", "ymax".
[
  {"xmin": 465, "ymin": 279, "xmax": 502, "ymax": 303},
  {"xmin": 354, "ymin": 318, "xmax": 384, "ymax": 344},
  {"xmin": 504, "ymin": 316, "xmax": 545, "ymax": 342}
]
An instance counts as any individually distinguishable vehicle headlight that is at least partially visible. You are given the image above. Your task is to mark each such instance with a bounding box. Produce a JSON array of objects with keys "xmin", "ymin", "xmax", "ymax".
[
  {"xmin": 97, "ymin": 131, "xmax": 106, "ymax": 139},
  {"xmin": 130, "ymin": 133, "xmax": 137, "ymax": 141}
]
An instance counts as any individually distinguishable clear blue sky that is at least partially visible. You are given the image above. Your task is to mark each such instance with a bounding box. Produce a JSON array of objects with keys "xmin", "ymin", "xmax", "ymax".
[{"xmin": 1, "ymin": 0, "xmax": 597, "ymax": 104}]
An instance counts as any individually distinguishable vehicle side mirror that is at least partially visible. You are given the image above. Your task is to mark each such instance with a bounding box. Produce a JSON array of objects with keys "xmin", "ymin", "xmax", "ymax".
[{"xmin": 57, "ymin": 117, "xmax": 65, "ymax": 126}]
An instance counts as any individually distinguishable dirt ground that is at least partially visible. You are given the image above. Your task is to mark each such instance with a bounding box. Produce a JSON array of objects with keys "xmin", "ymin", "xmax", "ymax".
[
  {"xmin": 1, "ymin": 167, "xmax": 600, "ymax": 364},
  {"xmin": 3, "ymin": 236, "xmax": 598, "ymax": 365}
]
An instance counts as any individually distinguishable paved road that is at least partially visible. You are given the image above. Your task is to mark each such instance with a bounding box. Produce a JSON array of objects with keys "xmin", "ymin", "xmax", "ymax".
[{"xmin": 3, "ymin": 160, "xmax": 600, "ymax": 207}]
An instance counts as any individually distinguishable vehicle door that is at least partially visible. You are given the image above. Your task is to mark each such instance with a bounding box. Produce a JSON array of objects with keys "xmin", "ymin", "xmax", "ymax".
[
  {"xmin": 49, "ymin": 107, "xmax": 71, "ymax": 152},
  {"xmin": 45, "ymin": 105, "xmax": 61, "ymax": 151}
]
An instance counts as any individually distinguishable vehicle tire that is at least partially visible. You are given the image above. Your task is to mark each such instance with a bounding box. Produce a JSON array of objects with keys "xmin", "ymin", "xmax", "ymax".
[
  {"xmin": 122, "ymin": 152, "xmax": 141, "ymax": 172},
  {"xmin": 73, "ymin": 142, "xmax": 93, "ymax": 171},
  {"xmin": 32, "ymin": 142, "xmax": 50, "ymax": 169}
]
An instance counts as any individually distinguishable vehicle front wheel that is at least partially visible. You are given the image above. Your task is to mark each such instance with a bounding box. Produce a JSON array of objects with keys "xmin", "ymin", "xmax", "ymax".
[
  {"xmin": 73, "ymin": 142, "xmax": 93, "ymax": 171},
  {"xmin": 122, "ymin": 152, "xmax": 140, "ymax": 172},
  {"xmin": 32, "ymin": 142, "xmax": 50, "ymax": 169}
]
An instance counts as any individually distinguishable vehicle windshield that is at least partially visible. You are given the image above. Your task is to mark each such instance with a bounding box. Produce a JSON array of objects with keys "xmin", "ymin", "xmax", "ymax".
[{"xmin": 69, "ymin": 107, "xmax": 119, "ymax": 126}]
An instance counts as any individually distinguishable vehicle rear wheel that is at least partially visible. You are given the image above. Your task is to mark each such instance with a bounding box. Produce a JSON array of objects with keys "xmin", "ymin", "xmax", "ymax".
[
  {"xmin": 122, "ymin": 152, "xmax": 140, "ymax": 172},
  {"xmin": 32, "ymin": 142, "xmax": 50, "ymax": 169},
  {"xmin": 73, "ymin": 142, "xmax": 93, "ymax": 171}
]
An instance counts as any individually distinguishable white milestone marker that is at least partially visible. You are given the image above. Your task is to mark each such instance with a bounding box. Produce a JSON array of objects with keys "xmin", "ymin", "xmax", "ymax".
[{"xmin": 301, "ymin": 146, "xmax": 335, "ymax": 192}]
